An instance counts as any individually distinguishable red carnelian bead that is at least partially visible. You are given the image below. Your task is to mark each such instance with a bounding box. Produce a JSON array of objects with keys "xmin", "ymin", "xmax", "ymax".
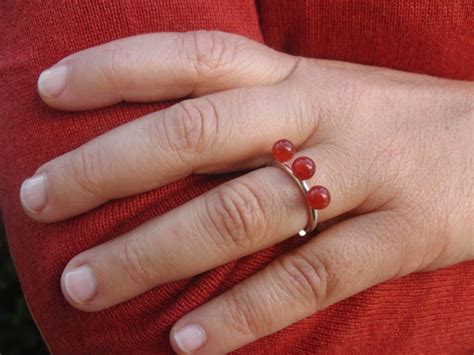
[
  {"xmin": 272, "ymin": 139, "xmax": 295, "ymax": 162},
  {"xmin": 292, "ymin": 156, "xmax": 316, "ymax": 180},
  {"xmin": 307, "ymin": 186, "xmax": 331, "ymax": 209}
]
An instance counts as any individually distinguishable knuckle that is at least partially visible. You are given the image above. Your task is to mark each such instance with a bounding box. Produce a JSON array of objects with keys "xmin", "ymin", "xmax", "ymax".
[
  {"xmin": 272, "ymin": 251, "xmax": 330, "ymax": 312},
  {"xmin": 297, "ymin": 60, "xmax": 369, "ymax": 135},
  {"xmin": 118, "ymin": 237, "xmax": 156, "ymax": 287},
  {"xmin": 222, "ymin": 288, "xmax": 270, "ymax": 340},
  {"xmin": 205, "ymin": 181, "xmax": 268, "ymax": 253},
  {"xmin": 69, "ymin": 144, "xmax": 108, "ymax": 198},
  {"xmin": 181, "ymin": 30, "xmax": 241, "ymax": 77},
  {"xmin": 100, "ymin": 43, "xmax": 134, "ymax": 92},
  {"xmin": 159, "ymin": 98, "xmax": 220, "ymax": 164}
]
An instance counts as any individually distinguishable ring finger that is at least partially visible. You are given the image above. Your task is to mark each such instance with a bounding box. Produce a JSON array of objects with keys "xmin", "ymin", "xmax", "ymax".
[{"xmin": 61, "ymin": 144, "xmax": 368, "ymax": 312}]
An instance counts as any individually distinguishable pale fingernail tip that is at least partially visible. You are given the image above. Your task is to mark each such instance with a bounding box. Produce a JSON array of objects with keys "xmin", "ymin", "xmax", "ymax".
[
  {"xmin": 172, "ymin": 323, "xmax": 207, "ymax": 353},
  {"xmin": 64, "ymin": 265, "xmax": 97, "ymax": 304},
  {"xmin": 20, "ymin": 174, "xmax": 48, "ymax": 213},
  {"xmin": 38, "ymin": 65, "xmax": 68, "ymax": 98}
]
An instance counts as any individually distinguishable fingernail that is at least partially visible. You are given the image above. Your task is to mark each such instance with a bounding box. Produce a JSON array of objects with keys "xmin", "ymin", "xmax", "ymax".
[
  {"xmin": 172, "ymin": 323, "xmax": 207, "ymax": 353},
  {"xmin": 64, "ymin": 266, "xmax": 97, "ymax": 304},
  {"xmin": 38, "ymin": 65, "xmax": 68, "ymax": 98},
  {"xmin": 20, "ymin": 174, "xmax": 48, "ymax": 213}
]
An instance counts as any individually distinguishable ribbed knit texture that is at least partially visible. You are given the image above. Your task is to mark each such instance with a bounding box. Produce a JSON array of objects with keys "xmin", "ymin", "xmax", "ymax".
[{"xmin": 0, "ymin": 1, "xmax": 473, "ymax": 353}]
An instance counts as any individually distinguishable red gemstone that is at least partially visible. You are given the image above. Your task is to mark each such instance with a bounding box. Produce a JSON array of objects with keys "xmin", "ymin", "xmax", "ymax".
[
  {"xmin": 292, "ymin": 156, "xmax": 316, "ymax": 180},
  {"xmin": 272, "ymin": 139, "xmax": 295, "ymax": 162},
  {"xmin": 307, "ymin": 186, "xmax": 331, "ymax": 209}
]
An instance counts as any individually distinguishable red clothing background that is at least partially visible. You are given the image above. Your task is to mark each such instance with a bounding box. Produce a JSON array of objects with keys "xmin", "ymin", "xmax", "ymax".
[{"xmin": 1, "ymin": 1, "xmax": 473, "ymax": 353}]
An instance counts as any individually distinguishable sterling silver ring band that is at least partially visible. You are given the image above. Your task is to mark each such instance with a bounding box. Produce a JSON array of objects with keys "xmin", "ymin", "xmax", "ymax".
[{"xmin": 267, "ymin": 161, "xmax": 318, "ymax": 237}]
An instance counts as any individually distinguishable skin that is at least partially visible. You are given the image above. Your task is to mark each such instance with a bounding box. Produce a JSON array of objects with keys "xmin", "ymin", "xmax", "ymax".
[{"xmin": 20, "ymin": 31, "xmax": 473, "ymax": 354}]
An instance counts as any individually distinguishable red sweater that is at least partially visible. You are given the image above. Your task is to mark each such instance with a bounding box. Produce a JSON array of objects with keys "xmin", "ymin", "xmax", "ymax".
[{"xmin": 0, "ymin": 1, "xmax": 473, "ymax": 353}]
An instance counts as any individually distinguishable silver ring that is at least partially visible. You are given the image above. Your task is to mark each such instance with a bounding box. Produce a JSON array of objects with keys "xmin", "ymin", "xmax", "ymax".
[{"xmin": 267, "ymin": 161, "xmax": 318, "ymax": 237}]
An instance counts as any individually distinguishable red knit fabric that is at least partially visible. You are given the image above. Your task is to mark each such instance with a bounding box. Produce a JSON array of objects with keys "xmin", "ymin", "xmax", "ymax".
[{"xmin": 1, "ymin": 1, "xmax": 473, "ymax": 353}]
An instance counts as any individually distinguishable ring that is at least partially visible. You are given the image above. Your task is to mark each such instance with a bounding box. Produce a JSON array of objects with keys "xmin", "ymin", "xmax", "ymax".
[{"xmin": 267, "ymin": 139, "xmax": 331, "ymax": 237}]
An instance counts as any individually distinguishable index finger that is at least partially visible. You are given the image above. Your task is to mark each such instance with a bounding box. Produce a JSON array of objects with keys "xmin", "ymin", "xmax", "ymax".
[{"xmin": 37, "ymin": 31, "xmax": 297, "ymax": 110}]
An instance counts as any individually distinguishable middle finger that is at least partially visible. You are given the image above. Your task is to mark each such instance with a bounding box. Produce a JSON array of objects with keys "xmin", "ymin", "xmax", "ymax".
[{"xmin": 21, "ymin": 84, "xmax": 313, "ymax": 223}]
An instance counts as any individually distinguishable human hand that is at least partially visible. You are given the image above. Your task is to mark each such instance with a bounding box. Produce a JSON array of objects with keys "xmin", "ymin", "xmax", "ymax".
[{"xmin": 21, "ymin": 31, "xmax": 473, "ymax": 353}]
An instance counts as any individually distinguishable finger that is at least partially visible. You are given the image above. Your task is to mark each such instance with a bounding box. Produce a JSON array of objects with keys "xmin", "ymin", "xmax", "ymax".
[
  {"xmin": 59, "ymin": 144, "xmax": 368, "ymax": 312},
  {"xmin": 21, "ymin": 83, "xmax": 315, "ymax": 223},
  {"xmin": 169, "ymin": 211, "xmax": 420, "ymax": 354},
  {"xmin": 37, "ymin": 31, "xmax": 297, "ymax": 110}
]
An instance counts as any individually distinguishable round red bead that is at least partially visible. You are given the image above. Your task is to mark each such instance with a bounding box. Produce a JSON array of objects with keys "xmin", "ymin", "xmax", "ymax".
[
  {"xmin": 307, "ymin": 185, "xmax": 331, "ymax": 209},
  {"xmin": 292, "ymin": 156, "xmax": 316, "ymax": 180},
  {"xmin": 272, "ymin": 139, "xmax": 295, "ymax": 162}
]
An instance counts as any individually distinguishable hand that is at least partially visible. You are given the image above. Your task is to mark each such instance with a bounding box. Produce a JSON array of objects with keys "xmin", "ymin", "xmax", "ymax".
[{"xmin": 22, "ymin": 31, "xmax": 473, "ymax": 354}]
